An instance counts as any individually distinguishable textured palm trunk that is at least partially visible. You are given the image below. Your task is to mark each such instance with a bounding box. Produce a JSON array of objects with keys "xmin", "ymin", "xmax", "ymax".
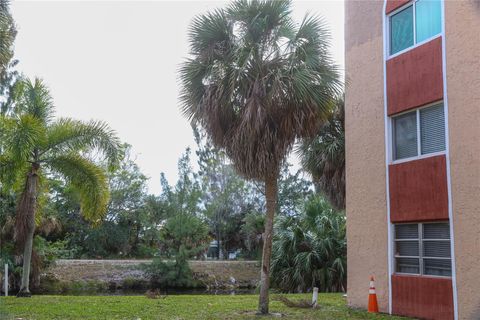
[
  {"xmin": 16, "ymin": 165, "xmax": 39, "ymax": 297},
  {"xmin": 258, "ymin": 174, "xmax": 278, "ymax": 314}
]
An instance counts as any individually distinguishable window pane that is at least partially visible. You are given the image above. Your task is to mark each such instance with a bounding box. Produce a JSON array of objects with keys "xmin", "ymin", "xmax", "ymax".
[
  {"xmin": 416, "ymin": 0, "xmax": 442, "ymax": 43},
  {"xmin": 394, "ymin": 112, "xmax": 418, "ymax": 160},
  {"xmin": 423, "ymin": 241, "xmax": 451, "ymax": 258},
  {"xmin": 423, "ymin": 223, "xmax": 450, "ymax": 239},
  {"xmin": 396, "ymin": 241, "xmax": 419, "ymax": 256},
  {"xmin": 423, "ymin": 241, "xmax": 450, "ymax": 258},
  {"xmin": 390, "ymin": 6, "xmax": 414, "ymax": 55},
  {"xmin": 396, "ymin": 257, "xmax": 420, "ymax": 274},
  {"xmin": 424, "ymin": 258, "xmax": 452, "ymax": 277},
  {"xmin": 395, "ymin": 224, "xmax": 418, "ymax": 239},
  {"xmin": 420, "ymin": 104, "xmax": 445, "ymax": 155}
]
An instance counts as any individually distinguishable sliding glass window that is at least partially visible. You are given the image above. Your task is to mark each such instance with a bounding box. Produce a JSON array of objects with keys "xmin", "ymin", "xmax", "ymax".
[{"xmin": 389, "ymin": 0, "xmax": 442, "ymax": 55}]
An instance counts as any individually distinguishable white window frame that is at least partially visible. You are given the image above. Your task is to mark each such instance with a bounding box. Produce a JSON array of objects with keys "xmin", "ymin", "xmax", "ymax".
[
  {"xmin": 394, "ymin": 221, "xmax": 452, "ymax": 278},
  {"xmin": 386, "ymin": 0, "xmax": 442, "ymax": 59},
  {"xmin": 390, "ymin": 100, "xmax": 445, "ymax": 164}
]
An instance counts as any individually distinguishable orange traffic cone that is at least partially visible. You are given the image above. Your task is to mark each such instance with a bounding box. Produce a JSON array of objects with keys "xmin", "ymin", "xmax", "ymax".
[{"xmin": 368, "ymin": 276, "xmax": 379, "ymax": 313}]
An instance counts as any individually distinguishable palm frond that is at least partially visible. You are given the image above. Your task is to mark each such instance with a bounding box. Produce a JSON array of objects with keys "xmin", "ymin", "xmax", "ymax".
[
  {"xmin": 13, "ymin": 78, "xmax": 55, "ymax": 126},
  {"xmin": 271, "ymin": 195, "xmax": 346, "ymax": 293},
  {"xmin": 42, "ymin": 118, "xmax": 121, "ymax": 168},
  {"xmin": 2, "ymin": 113, "xmax": 45, "ymax": 163},
  {"xmin": 297, "ymin": 98, "xmax": 345, "ymax": 210},
  {"xmin": 46, "ymin": 154, "xmax": 110, "ymax": 223}
]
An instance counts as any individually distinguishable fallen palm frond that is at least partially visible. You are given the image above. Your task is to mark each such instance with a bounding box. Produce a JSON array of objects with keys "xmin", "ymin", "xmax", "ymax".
[
  {"xmin": 145, "ymin": 289, "xmax": 166, "ymax": 299},
  {"xmin": 273, "ymin": 295, "xmax": 319, "ymax": 309}
]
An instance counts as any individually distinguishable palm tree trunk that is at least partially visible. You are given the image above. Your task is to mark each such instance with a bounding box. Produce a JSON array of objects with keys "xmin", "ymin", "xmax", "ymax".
[
  {"xmin": 16, "ymin": 165, "xmax": 39, "ymax": 297},
  {"xmin": 18, "ymin": 226, "xmax": 34, "ymax": 296},
  {"xmin": 258, "ymin": 174, "xmax": 278, "ymax": 314}
]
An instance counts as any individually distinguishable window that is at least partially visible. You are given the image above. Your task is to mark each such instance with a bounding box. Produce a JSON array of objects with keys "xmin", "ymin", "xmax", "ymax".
[
  {"xmin": 389, "ymin": 0, "xmax": 442, "ymax": 55},
  {"xmin": 390, "ymin": 6, "xmax": 414, "ymax": 55},
  {"xmin": 392, "ymin": 103, "xmax": 445, "ymax": 161},
  {"xmin": 394, "ymin": 222, "xmax": 452, "ymax": 277}
]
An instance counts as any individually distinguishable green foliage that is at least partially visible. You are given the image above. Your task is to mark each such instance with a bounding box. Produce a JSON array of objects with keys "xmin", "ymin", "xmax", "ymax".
[
  {"xmin": 159, "ymin": 213, "xmax": 209, "ymax": 259},
  {"xmin": 0, "ymin": 77, "xmax": 121, "ymax": 293},
  {"xmin": 0, "ymin": 0, "xmax": 17, "ymax": 114},
  {"xmin": 142, "ymin": 258, "xmax": 198, "ymax": 289},
  {"xmin": 297, "ymin": 98, "xmax": 345, "ymax": 210},
  {"xmin": 271, "ymin": 195, "xmax": 346, "ymax": 293},
  {"xmin": 121, "ymin": 277, "xmax": 148, "ymax": 290},
  {"xmin": 240, "ymin": 211, "xmax": 264, "ymax": 259},
  {"xmin": 155, "ymin": 148, "xmax": 210, "ymax": 260},
  {"xmin": 0, "ymin": 77, "xmax": 121, "ymax": 224},
  {"xmin": 32, "ymin": 236, "xmax": 69, "ymax": 270},
  {"xmin": 161, "ymin": 148, "xmax": 202, "ymax": 218},
  {"xmin": 42, "ymin": 145, "xmax": 163, "ymax": 259},
  {"xmin": 0, "ymin": 294, "xmax": 412, "ymax": 320},
  {"xmin": 195, "ymin": 128, "xmax": 264, "ymax": 258},
  {"xmin": 277, "ymin": 164, "xmax": 313, "ymax": 216}
]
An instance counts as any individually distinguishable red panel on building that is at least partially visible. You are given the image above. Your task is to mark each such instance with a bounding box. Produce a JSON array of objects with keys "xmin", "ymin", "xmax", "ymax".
[
  {"xmin": 386, "ymin": 0, "xmax": 411, "ymax": 14},
  {"xmin": 389, "ymin": 155, "xmax": 448, "ymax": 222},
  {"xmin": 392, "ymin": 274, "xmax": 454, "ymax": 319},
  {"xmin": 387, "ymin": 37, "xmax": 443, "ymax": 116}
]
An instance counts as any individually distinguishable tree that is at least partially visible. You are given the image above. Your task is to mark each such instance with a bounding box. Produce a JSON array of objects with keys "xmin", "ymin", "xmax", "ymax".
[
  {"xmin": 157, "ymin": 148, "xmax": 209, "ymax": 258},
  {"xmin": 0, "ymin": 0, "xmax": 15, "ymax": 81},
  {"xmin": 0, "ymin": 77, "xmax": 120, "ymax": 296},
  {"xmin": 51, "ymin": 147, "xmax": 165, "ymax": 259},
  {"xmin": 297, "ymin": 97, "xmax": 345, "ymax": 210},
  {"xmin": 158, "ymin": 148, "xmax": 202, "ymax": 219},
  {"xmin": 277, "ymin": 164, "xmax": 312, "ymax": 216},
  {"xmin": 195, "ymin": 128, "xmax": 258, "ymax": 259},
  {"xmin": 0, "ymin": 0, "xmax": 18, "ymax": 114},
  {"xmin": 105, "ymin": 145, "xmax": 150, "ymax": 256},
  {"xmin": 270, "ymin": 195, "xmax": 346, "ymax": 293},
  {"xmin": 180, "ymin": 0, "xmax": 341, "ymax": 313}
]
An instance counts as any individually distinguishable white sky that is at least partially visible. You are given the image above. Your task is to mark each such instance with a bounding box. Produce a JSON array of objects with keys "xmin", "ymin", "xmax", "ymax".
[{"xmin": 11, "ymin": 0, "xmax": 344, "ymax": 195}]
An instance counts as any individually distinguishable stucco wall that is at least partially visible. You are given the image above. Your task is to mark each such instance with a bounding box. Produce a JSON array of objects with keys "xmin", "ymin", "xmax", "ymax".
[
  {"xmin": 445, "ymin": 1, "xmax": 480, "ymax": 319},
  {"xmin": 345, "ymin": 0, "xmax": 389, "ymax": 312}
]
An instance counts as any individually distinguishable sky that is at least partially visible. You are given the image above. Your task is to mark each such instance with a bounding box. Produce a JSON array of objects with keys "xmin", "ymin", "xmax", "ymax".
[{"xmin": 11, "ymin": 0, "xmax": 344, "ymax": 195}]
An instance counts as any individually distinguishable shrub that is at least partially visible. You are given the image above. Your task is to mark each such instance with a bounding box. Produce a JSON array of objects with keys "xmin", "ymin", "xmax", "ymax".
[
  {"xmin": 142, "ymin": 258, "xmax": 199, "ymax": 289},
  {"xmin": 271, "ymin": 195, "xmax": 346, "ymax": 293}
]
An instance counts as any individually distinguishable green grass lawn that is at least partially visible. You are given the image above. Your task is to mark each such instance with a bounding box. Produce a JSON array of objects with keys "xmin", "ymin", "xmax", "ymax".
[{"xmin": 0, "ymin": 293, "xmax": 412, "ymax": 320}]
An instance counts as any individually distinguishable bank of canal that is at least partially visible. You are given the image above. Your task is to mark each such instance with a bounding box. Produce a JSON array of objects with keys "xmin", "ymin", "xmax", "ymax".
[{"xmin": 37, "ymin": 259, "xmax": 260, "ymax": 294}]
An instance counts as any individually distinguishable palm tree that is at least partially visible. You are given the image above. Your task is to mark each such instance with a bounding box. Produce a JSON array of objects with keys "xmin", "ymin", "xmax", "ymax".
[
  {"xmin": 297, "ymin": 97, "xmax": 345, "ymax": 210},
  {"xmin": 0, "ymin": 77, "xmax": 121, "ymax": 296},
  {"xmin": 271, "ymin": 195, "xmax": 346, "ymax": 293},
  {"xmin": 180, "ymin": 0, "xmax": 341, "ymax": 313}
]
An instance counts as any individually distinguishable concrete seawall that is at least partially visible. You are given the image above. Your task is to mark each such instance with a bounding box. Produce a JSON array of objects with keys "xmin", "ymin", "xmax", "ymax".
[{"xmin": 41, "ymin": 259, "xmax": 260, "ymax": 293}]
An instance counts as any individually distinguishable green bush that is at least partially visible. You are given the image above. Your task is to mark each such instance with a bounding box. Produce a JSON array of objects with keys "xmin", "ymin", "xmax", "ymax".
[
  {"xmin": 142, "ymin": 258, "xmax": 200, "ymax": 289},
  {"xmin": 34, "ymin": 236, "xmax": 70, "ymax": 269},
  {"xmin": 271, "ymin": 195, "xmax": 346, "ymax": 293}
]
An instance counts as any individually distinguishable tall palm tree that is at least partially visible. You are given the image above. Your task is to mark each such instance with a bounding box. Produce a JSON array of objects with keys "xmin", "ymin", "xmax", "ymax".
[
  {"xmin": 180, "ymin": 0, "xmax": 341, "ymax": 313},
  {"xmin": 0, "ymin": 78, "xmax": 121, "ymax": 296},
  {"xmin": 297, "ymin": 97, "xmax": 345, "ymax": 210}
]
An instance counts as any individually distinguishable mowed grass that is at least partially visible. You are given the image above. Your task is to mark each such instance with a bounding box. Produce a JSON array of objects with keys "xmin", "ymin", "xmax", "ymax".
[{"xmin": 0, "ymin": 293, "xmax": 413, "ymax": 320}]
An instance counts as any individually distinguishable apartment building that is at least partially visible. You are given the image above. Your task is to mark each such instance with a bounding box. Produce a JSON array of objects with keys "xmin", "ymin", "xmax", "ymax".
[{"xmin": 345, "ymin": 1, "xmax": 480, "ymax": 319}]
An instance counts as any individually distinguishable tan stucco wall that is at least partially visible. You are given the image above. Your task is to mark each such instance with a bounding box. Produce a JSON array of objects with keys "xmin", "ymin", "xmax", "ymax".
[
  {"xmin": 345, "ymin": 0, "xmax": 389, "ymax": 312},
  {"xmin": 445, "ymin": 1, "xmax": 480, "ymax": 319}
]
